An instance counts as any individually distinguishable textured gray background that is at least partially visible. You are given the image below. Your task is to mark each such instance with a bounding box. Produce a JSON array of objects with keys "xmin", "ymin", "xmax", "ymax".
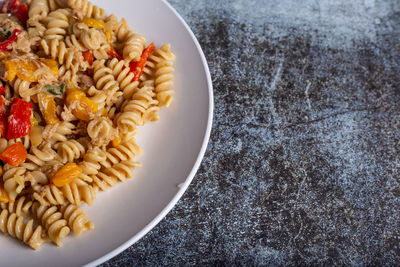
[{"xmin": 103, "ymin": 0, "xmax": 400, "ymax": 265}]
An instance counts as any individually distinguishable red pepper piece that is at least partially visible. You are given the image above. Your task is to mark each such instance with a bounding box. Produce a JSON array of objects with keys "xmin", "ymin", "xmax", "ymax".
[
  {"xmin": 82, "ymin": 50, "xmax": 94, "ymax": 65},
  {"xmin": 0, "ymin": 29, "xmax": 22, "ymax": 52},
  {"xmin": 129, "ymin": 43, "xmax": 155, "ymax": 82},
  {"xmin": 0, "ymin": 85, "xmax": 5, "ymax": 95},
  {"xmin": 6, "ymin": 98, "xmax": 32, "ymax": 139},
  {"xmin": 0, "ymin": 142, "xmax": 27, "ymax": 166},
  {"xmin": 108, "ymin": 46, "xmax": 122, "ymax": 61},
  {"xmin": 0, "ymin": 96, "xmax": 7, "ymax": 138},
  {"xmin": 14, "ymin": 3, "xmax": 28, "ymax": 25}
]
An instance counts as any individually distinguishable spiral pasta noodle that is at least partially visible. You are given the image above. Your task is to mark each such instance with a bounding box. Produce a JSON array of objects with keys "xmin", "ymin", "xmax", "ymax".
[
  {"xmin": 116, "ymin": 86, "xmax": 159, "ymax": 133},
  {"xmin": 142, "ymin": 44, "xmax": 176, "ymax": 82},
  {"xmin": 32, "ymin": 202, "xmax": 70, "ymax": 246},
  {"xmin": 67, "ymin": 0, "xmax": 106, "ymax": 20},
  {"xmin": 87, "ymin": 117, "xmax": 117, "ymax": 147},
  {"xmin": 10, "ymin": 78, "xmax": 38, "ymax": 102},
  {"xmin": 0, "ymin": 196, "xmax": 33, "ymax": 217},
  {"xmin": 103, "ymin": 160, "xmax": 140, "ymax": 183},
  {"xmin": 28, "ymin": 0, "xmax": 49, "ymax": 22},
  {"xmin": 49, "ymin": 122, "xmax": 76, "ymax": 143},
  {"xmin": 0, "ymin": 209, "xmax": 44, "ymax": 250},
  {"xmin": 3, "ymin": 166, "xmax": 26, "ymax": 202},
  {"xmin": 93, "ymin": 60, "xmax": 122, "ymax": 107},
  {"xmin": 21, "ymin": 143, "xmax": 58, "ymax": 171},
  {"xmin": 61, "ymin": 204, "xmax": 94, "ymax": 236},
  {"xmin": 102, "ymin": 139, "xmax": 142, "ymax": 169},
  {"xmin": 62, "ymin": 182, "xmax": 96, "ymax": 206},
  {"xmin": 107, "ymin": 58, "xmax": 138, "ymax": 99},
  {"xmin": 114, "ymin": 18, "xmax": 130, "ymax": 43},
  {"xmin": 123, "ymin": 32, "xmax": 146, "ymax": 61},
  {"xmin": 32, "ymin": 184, "xmax": 65, "ymax": 206},
  {"xmin": 155, "ymin": 60, "xmax": 175, "ymax": 107},
  {"xmin": 41, "ymin": 39, "xmax": 86, "ymax": 71},
  {"xmin": 56, "ymin": 140, "xmax": 85, "ymax": 163},
  {"xmin": 48, "ymin": 0, "xmax": 66, "ymax": 11},
  {"xmin": 0, "ymin": 0, "xmax": 175, "ymax": 250},
  {"xmin": 43, "ymin": 8, "xmax": 71, "ymax": 40},
  {"xmin": 79, "ymin": 147, "xmax": 107, "ymax": 181},
  {"xmin": 65, "ymin": 34, "xmax": 86, "ymax": 51},
  {"xmin": 79, "ymin": 28, "xmax": 107, "ymax": 51}
]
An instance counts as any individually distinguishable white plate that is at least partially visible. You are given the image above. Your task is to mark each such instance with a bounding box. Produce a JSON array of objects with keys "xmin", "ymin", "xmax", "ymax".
[{"xmin": 0, "ymin": 0, "xmax": 213, "ymax": 266}]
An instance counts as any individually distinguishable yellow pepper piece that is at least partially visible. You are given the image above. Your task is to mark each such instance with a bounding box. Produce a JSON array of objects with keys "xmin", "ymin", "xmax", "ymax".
[
  {"xmin": 38, "ymin": 93, "xmax": 60, "ymax": 125},
  {"xmin": 18, "ymin": 61, "xmax": 38, "ymax": 82},
  {"xmin": 112, "ymin": 132, "xmax": 122, "ymax": 147},
  {"xmin": 30, "ymin": 116, "xmax": 39, "ymax": 127},
  {"xmin": 0, "ymin": 181, "xmax": 9, "ymax": 204},
  {"xmin": 4, "ymin": 58, "xmax": 58, "ymax": 82},
  {"xmin": 39, "ymin": 59, "xmax": 59, "ymax": 77},
  {"xmin": 82, "ymin": 17, "xmax": 105, "ymax": 30},
  {"xmin": 0, "ymin": 52, "xmax": 9, "ymax": 60},
  {"xmin": 4, "ymin": 60, "xmax": 17, "ymax": 81},
  {"xmin": 66, "ymin": 90, "xmax": 98, "ymax": 121},
  {"xmin": 105, "ymin": 30, "xmax": 112, "ymax": 45},
  {"xmin": 52, "ymin": 163, "xmax": 82, "ymax": 187}
]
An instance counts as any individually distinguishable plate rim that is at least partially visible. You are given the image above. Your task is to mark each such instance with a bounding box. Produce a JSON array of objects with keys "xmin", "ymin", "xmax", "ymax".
[{"xmin": 86, "ymin": 1, "xmax": 214, "ymax": 266}]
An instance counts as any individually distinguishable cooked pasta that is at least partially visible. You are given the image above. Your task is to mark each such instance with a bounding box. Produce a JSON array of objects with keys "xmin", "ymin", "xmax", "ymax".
[
  {"xmin": 10, "ymin": 78, "xmax": 37, "ymax": 101},
  {"xmin": 55, "ymin": 140, "xmax": 85, "ymax": 163},
  {"xmin": 31, "ymin": 202, "xmax": 70, "ymax": 246},
  {"xmin": 0, "ymin": 0, "xmax": 175, "ymax": 249},
  {"xmin": 155, "ymin": 60, "xmax": 175, "ymax": 107},
  {"xmin": 32, "ymin": 184, "xmax": 65, "ymax": 206},
  {"xmin": 87, "ymin": 116, "xmax": 117, "ymax": 147},
  {"xmin": 60, "ymin": 204, "xmax": 94, "ymax": 236},
  {"xmin": 0, "ymin": 209, "xmax": 44, "ymax": 250},
  {"xmin": 28, "ymin": 0, "xmax": 49, "ymax": 22},
  {"xmin": 0, "ymin": 196, "xmax": 33, "ymax": 217},
  {"xmin": 41, "ymin": 39, "xmax": 86, "ymax": 71},
  {"xmin": 67, "ymin": 0, "xmax": 106, "ymax": 20},
  {"xmin": 107, "ymin": 58, "xmax": 138, "ymax": 99},
  {"xmin": 3, "ymin": 166, "xmax": 26, "ymax": 202},
  {"xmin": 80, "ymin": 28, "xmax": 107, "ymax": 50},
  {"xmin": 123, "ymin": 32, "xmax": 146, "ymax": 62},
  {"xmin": 116, "ymin": 85, "xmax": 159, "ymax": 133},
  {"xmin": 43, "ymin": 8, "xmax": 71, "ymax": 40},
  {"xmin": 61, "ymin": 182, "xmax": 96, "ymax": 206},
  {"xmin": 93, "ymin": 59, "xmax": 122, "ymax": 107},
  {"xmin": 21, "ymin": 143, "xmax": 58, "ymax": 171}
]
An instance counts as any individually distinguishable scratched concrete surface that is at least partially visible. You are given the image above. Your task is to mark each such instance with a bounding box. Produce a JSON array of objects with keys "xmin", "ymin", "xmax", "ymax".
[{"xmin": 102, "ymin": 0, "xmax": 400, "ymax": 265}]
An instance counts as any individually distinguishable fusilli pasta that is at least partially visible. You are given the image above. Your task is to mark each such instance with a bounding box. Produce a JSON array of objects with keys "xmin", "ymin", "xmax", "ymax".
[
  {"xmin": 0, "ymin": 0, "xmax": 175, "ymax": 250},
  {"xmin": 0, "ymin": 209, "xmax": 44, "ymax": 250}
]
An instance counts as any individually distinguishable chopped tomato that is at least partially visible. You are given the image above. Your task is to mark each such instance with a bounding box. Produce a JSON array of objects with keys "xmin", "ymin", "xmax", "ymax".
[
  {"xmin": 82, "ymin": 50, "xmax": 94, "ymax": 65},
  {"xmin": 0, "ymin": 142, "xmax": 27, "ymax": 166},
  {"xmin": 0, "ymin": 97, "xmax": 7, "ymax": 138},
  {"xmin": 108, "ymin": 46, "xmax": 122, "ymax": 61},
  {"xmin": 6, "ymin": 98, "xmax": 32, "ymax": 139},
  {"xmin": 129, "ymin": 43, "xmax": 155, "ymax": 82}
]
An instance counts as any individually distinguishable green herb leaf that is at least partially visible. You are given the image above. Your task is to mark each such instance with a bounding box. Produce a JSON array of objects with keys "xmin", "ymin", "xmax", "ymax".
[{"xmin": 45, "ymin": 84, "xmax": 65, "ymax": 95}]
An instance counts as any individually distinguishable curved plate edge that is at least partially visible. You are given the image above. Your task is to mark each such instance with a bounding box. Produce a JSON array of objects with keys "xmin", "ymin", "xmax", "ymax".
[{"xmin": 85, "ymin": 1, "xmax": 214, "ymax": 266}]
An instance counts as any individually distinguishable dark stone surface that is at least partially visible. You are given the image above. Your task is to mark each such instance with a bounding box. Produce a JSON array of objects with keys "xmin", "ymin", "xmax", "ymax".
[{"xmin": 103, "ymin": 0, "xmax": 400, "ymax": 265}]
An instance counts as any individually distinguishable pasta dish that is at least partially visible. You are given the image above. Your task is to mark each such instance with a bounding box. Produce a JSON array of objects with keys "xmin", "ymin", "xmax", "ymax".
[{"xmin": 0, "ymin": 0, "xmax": 175, "ymax": 249}]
